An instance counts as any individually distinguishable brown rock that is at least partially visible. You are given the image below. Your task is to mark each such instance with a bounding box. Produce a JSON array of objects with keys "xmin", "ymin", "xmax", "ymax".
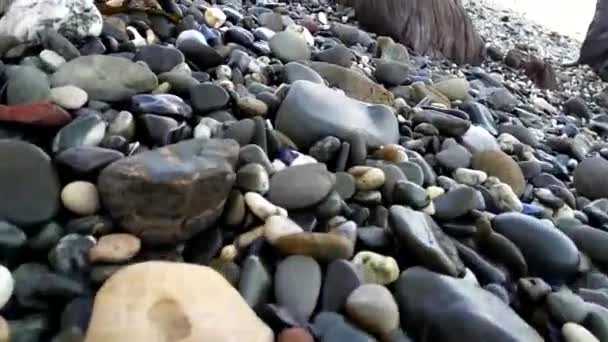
[
  {"xmin": 98, "ymin": 139, "xmax": 238, "ymax": 244},
  {"xmin": 373, "ymin": 144, "xmax": 407, "ymax": 163},
  {"xmin": 84, "ymin": 262, "xmax": 273, "ymax": 342},
  {"xmin": 345, "ymin": 284, "xmax": 399, "ymax": 336},
  {"xmin": 274, "ymin": 232, "xmax": 354, "ymax": 260},
  {"xmin": 504, "ymin": 49, "xmax": 527, "ymax": 69},
  {"xmin": 411, "ymin": 83, "xmax": 451, "ymax": 108},
  {"xmin": 347, "ymin": 0, "xmax": 484, "ymax": 65},
  {"xmin": 309, "ymin": 62, "xmax": 394, "ymax": 105},
  {"xmin": 472, "ymin": 150, "xmax": 526, "ymax": 196},
  {"xmin": 277, "ymin": 328, "xmax": 314, "ymax": 342},
  {"xmin": 0, "ymin": 316, "xmax": 8, "ymax": 342},
  {"xmin": 89, "ymin": 233, "xmax": 141, "ymax": 263},
  {"xmin": 524, "ymin": 56, "xmax": 558, "ymax": 90}
]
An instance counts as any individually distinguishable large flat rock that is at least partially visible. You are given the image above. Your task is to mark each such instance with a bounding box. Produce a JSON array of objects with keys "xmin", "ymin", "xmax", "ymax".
[{"xmin": 275, "ymin": 80, "xmax": 399, "ymax": 149}]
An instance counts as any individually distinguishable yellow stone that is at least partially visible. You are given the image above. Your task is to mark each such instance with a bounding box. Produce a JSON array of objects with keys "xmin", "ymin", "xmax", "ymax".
[{"xmin": 85, "ymin": 262, "xmax": 273, "ymax": 342}]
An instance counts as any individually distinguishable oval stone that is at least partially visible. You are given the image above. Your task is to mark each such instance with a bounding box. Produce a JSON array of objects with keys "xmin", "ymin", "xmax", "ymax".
[
  {"xmin": 395, "ymin": 267, "xmax": 543, "ymax": 342},
  {"xmin": 274, "ymin": 232, "xmax": 354, "ymax": 261},
  {"xmin": 492, "ymin": 213, "xmax": 579, "ymax": 284},
  {"xmin": 84, "ymin": 262, "xmax": 273, "ymax": 341},
  {"xmin": 574, "ymin": 156, "xmax": 608, "ymax": 200},
  {"xmin": 0, "ymin": 140, "xmax": 60, "ymax": 226},
  {"xmin": 268, "ymin": 163, "xmax": 335, "ymax": 210},
  {"xmin": 275, "ymin": 255, "xmax": 321, "ymax": 321}
]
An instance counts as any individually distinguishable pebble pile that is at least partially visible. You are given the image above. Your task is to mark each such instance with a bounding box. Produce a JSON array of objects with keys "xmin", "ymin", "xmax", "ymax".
[{"xmin": 0, "ymin": 0, "xmax": 607, "ymax": 341}]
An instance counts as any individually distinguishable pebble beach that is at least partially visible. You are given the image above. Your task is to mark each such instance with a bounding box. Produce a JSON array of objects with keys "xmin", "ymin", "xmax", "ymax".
[{"xmin": 0, "ymin": 0, "xmax": 607, "ymax": 341}]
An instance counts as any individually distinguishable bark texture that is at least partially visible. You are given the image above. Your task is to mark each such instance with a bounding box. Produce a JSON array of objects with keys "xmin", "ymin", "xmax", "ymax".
[
  {"xmin": 579, "ymin": 0, "xmax": 608, "ymax": 80},
  {"xmin": 346, "ymin": 0, "xmax": 485, "ymax": 65}
]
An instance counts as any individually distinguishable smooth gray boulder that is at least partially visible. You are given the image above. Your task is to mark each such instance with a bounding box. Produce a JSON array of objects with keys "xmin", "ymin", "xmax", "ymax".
[
  {"xmin": 51, "ymin": 55, "xmax": 158, "ymax": 101},
  {"xmin": 395, "ymin": 267, "xmax": 544, "ymax": 342},
  {"xmin": 275, "ymin": 80, "xmax": 399, "ymax": 149}
]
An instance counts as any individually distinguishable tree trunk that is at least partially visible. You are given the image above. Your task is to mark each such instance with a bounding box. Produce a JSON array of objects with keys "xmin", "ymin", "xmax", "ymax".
[
  {"xmin": 348, "ymin": 0, "xmax": 484, "ymax": 65},
  {"xmin": 579, "ymin": 0, "xmax": 608, "ymax": 80}
]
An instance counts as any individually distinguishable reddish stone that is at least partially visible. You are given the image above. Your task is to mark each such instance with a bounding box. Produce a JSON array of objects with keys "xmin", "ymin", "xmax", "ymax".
[
  {"xmin": 524, "ymin": 56, "xmax": 558, "ymax": 90},
  {"xmin": 277, "ymin": 328, "xmax": 314, "ymax": 342},
  {"xmin": 301, "ymin": 16, "xmax": 320, "ymax": 35},
  {"xmin": 0, "ymin": 101, "xmax": 71, "ymax": 126}
]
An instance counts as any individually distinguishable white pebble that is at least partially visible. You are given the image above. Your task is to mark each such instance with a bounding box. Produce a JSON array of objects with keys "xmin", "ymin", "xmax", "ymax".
[
  {"xmin": 562, "ymin": 322, "xmax": 599, "ymax": 342},
  {"xmin": 453, "ymin": 168, "xmax": 487, "ymax": 186},
  {"xmin": 462, "ymin": 268, "xmax": 479, "ymax": 286},
  {"xmin": 61, "ymin": 181, "xmax": 100, "ymax": 216},
  {"xmin": 486, "ymin": 178, "xmax": 522, "ymax": 213},
  {"xmin": 352, "ymin": 251, "xmax": 399, "ymax": 285},
  {"xmin": 220, "ymin": 244, "xmax": 238, "ymax": 261},
  {"xmin": 272, "ymin": 159, "xmax": 287, "ymax": 172},
  {"xmin": 216, "ymin": 65, "xmax": 232, "ymax": 80},
  {"xmin": 205, "ymin": 7, "xmax": 227, "ymax": 28},
  {"xmin": 126, "ymin": 27, "xmax": 146, "ymax": 47},
  {"xmin": 497, "ymin": 133, "xmax": 521, "ymax": 154},
  {"xmin": 264, "ymin": 215, "xmax": 303, "ymax": 243},
  {"xmin": 426, "ymin": 186, "xmax": 445, "ymax": 200},
  {"xmin": 291, "ymin": 153, "xmax": 318, "ymax": 166},
  {"xmin": 146, "ymin": 29, "xmax": 159, "ymax": 45},
  {"xmin": 247, "ymin": 59, "xmax": 264, "ymax": 74},
  {"xmin": 0, "ymin": 266, "xmax": 13, "ymax": 310},
  {"xmin": 286, "ymin": 24, "xmax": 314, "ymax": 46},
  {"xmin": 193, "ymin": 122, "xmax": 212, "ymax": 140},
  {"xmin": 50, "ymin": 85, "xmax": 88, "ymax": 110},
  {"xmin": 350, "ymin": 166, "xmax": 386, "ymax": 191},
  {"xmin": 422, "ymin": 201, "xmax": 435, "ymax": 215},
  {"xmin": 244, "ymin": 192, "xmax": 286, "ymax": 220},
  {"xmin": 108, "ymin": 111, "xmax": 135, "ymax": 140},
  {"xmin": 39, "ymin": 49, "xmax": 66, "ymax": 71},
  {"xmin": 318, "ymin": 12, "xmax": 328, "ymax": 25}
]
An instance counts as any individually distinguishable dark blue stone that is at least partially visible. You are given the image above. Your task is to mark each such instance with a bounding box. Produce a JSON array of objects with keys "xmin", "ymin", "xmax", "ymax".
[
  {"xmin": 225, "ymin": 26, "xmax": 255, "ymax": 47},
  {"xmin": 277, "ymin": 148, "xmax": 298, "ymax": 165},
  {"xmin": 198, "ymin": 24, "xmax": 222, "ymax": 47},
  {"xmin": 522, "ymin": 203, "xmax": 543, "ymax": 217}
]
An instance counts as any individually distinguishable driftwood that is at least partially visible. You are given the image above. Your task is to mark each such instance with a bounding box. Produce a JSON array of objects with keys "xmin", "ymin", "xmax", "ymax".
[
  {"xmin": 343, "ymin": 0, "xmax": 484, "ymax": 65},
  {"xmin": 579, "ymin": 0, "xmax": 608, "ymax": 80}
]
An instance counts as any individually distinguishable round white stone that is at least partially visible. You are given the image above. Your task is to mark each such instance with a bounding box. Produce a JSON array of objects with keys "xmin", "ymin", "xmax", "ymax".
[
  {"xmin": 562, "ymin": 322, "xmax": 599, "ymax": 342},
  {"xmin": 204, "ymin": 7, "xmax": 226, "ymax": 28},
  {"xmin": 39, "ymin": 49, "xmax": 66, "ymax": 71},
  {"xmin": 61, "ymin": 181, "xmax": 100, "ymax": 215},
  {"xmin": 50, "ymin": 85, "xmax": 88, "ymax": 110},
  {"xmin": 453, "ymin": 168, "xmax": 487, "ymax": 186},
  {"xmin": 0, "ymin": 265, "xmax": 13, "ymax": 310}
]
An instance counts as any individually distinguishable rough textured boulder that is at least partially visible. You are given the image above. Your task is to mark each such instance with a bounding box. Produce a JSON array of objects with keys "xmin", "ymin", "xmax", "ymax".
[
  {"xmin": 343, "ymin": 0, "xmax": 484, "ymax": 65},
  {"xmin": 98, "ymin": 139, "xmax": 239, "ymax": 244},
  {"xmin": 579, "ymin": 0, "xmax": 608, "ymax": 80},
  {"xmin": 85, "ymin": 262, "xmax": 274, "ymax": 342}
]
